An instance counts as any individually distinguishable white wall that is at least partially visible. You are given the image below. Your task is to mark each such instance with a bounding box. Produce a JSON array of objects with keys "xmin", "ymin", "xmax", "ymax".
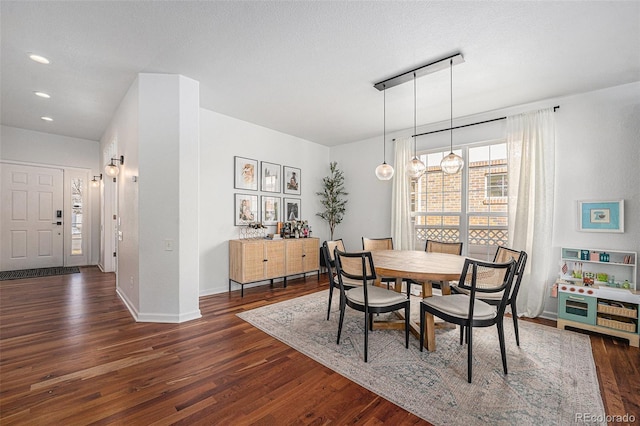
[
  {"xmin": 101, "ymin": 79, "xmax": 140, "ymax": 310},
  {"xmin": 138, "ymin": 74, "xmax": 200, "ymax": 322},
  {"xmin": 0, "ymin": 125, "xmax": 101, "ymax": 265},
  {"xmin": 331, "ymin": 82, "xmax": 640, "ymax": 318},
  {"xmin": 549, "ymin": 83, "xmax": 640, "ymax": 315},
  {"xmin": 199, "ymin": 109, "xmax": 330, "ymax": 295},
  {"xmin": 100, "ymin": 73, "xmax": 201, "ymax": 322}
]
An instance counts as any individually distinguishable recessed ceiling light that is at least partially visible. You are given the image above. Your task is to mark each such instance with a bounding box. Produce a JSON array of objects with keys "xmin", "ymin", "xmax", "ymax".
[
  {"xmin": 34, "ymin": 91, "xmax": 51, "ymax": 99},
  {"xmin": 41, "ymin": 116, "xmax": 53, "ymax": 122},
  {"xmin": 29, "ymin": 54, "xmax": 50, "ymax": 64}
]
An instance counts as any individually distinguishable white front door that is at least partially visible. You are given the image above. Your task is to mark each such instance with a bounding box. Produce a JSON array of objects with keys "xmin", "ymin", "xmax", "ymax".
[{"xmin": 0, "ymin": 163, "xmax": 64, "ymax": 270}]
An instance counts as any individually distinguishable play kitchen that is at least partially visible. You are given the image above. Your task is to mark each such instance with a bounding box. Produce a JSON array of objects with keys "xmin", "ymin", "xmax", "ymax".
[{"xmin": 555, "ymin": 247, "xmax": 638, "ymax": 347}]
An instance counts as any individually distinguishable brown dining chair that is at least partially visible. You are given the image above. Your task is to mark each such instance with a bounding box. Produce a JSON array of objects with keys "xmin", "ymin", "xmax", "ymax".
[
  {"xmin": 361, "ymin": 237, "xmax": 395, "ymax": 289},
  {"xmin": 420, "ymin": 257, "xmax": 517, "ymax": 383},
  {"xmin": 334, "ymin": 248, "xmax": 410, "ymax": 362},
  {"xmin": 453, "ymin": 246, "xmax": 528, "ymax": 346}
]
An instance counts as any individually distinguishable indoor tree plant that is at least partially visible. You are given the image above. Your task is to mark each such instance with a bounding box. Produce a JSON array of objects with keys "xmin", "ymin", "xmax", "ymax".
[{"xmin": 316, "ymin": 161, "xmax": 348, "ymax": 240}]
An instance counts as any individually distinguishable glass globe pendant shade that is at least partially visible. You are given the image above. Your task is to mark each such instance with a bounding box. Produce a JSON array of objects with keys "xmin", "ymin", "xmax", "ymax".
[
  {"xmin": 406, "ymin": 156, "xmax": 426, "ymax": 179},
  {"xmin": 104, "ymin": 162, "xmax": 120, "ymax": 177},
  {"xmin": 440, "ymin": 152, "xmax": 464, "ymax": 175},
  {"xmin": 91, "ymin": 179, "xmax": 100, "ymax": 188},
  {"xmin": 375, "ymin": 162, "xmax": 395, "ymax": 180}
]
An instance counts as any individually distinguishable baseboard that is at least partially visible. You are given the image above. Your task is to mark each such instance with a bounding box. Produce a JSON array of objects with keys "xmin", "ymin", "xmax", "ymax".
[
  {"xmin": 116, "ymin": 287, "xmax": 140, "ymax": 321},
  {"xmin": 136, "ymin": 310, "xmax": 202, "ymax": 323},
  {"xmin": 540, "ymin": 310, "xmax": 558, "ymax": 321}
]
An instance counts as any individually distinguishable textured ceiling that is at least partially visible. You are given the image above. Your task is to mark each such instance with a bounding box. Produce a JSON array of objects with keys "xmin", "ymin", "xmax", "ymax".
[{"xmin": 1, "ymin": 1, "xmax": 639, "ymax": 146}]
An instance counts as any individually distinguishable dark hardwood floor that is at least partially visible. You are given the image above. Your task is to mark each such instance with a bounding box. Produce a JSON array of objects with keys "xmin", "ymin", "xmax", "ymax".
[{"xmin": 1, "ymin": 267, "xmax": 638, "ymax": 425}]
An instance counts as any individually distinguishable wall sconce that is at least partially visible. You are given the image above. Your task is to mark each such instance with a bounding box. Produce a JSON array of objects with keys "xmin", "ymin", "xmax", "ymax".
[
  {"xmin": 91, "ymin": 173, "xmax": 102, "ymax": 188},
  {"xmin": 105, "ymin": 155, "xmax": 124, "ymax": 177}
]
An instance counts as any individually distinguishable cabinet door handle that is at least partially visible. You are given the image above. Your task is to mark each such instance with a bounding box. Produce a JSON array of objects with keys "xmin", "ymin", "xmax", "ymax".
[
  {"xmin": 568, "ymin": 296, "xmax": 585, "ymax": 301},
  {"xmin": 263, "ymin": 259, "xmax": 268, "ymax": 262},
  {"xmin": 302, "ymin": 254, "xmax": 306, "ymax": 257}
]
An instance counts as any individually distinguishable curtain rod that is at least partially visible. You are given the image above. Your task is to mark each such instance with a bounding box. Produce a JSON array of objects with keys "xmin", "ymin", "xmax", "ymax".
[{"xmin": 393, "ymin": 106, "xmax": 560, "ymax": 140}]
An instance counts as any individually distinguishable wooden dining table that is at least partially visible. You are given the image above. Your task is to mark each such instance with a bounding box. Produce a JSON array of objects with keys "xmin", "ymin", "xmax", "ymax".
[{"xmin": 370, "ymin": 250, "xmax": 467, "ymax": 351}]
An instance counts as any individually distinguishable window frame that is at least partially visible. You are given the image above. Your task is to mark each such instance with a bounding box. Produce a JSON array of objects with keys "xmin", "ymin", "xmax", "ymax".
[{"xmin": 411, "ymin": 139, "xmax": 508, "ymax": 259}]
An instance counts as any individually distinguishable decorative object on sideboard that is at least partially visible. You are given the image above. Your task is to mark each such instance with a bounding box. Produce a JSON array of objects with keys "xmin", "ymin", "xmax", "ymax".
[
  {"xmin": 238, "ymin": 222, "xmax": 266, "ymax": 239},
  {"xmin": 279, "ymin": 220, "xmax": 311, "ymax": 239}
]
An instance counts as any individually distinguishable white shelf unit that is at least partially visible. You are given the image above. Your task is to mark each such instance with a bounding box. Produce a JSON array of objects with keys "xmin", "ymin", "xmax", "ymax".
[{"xmin": 559, "ymin": 247, "xmax": 636, "ymax": 290}]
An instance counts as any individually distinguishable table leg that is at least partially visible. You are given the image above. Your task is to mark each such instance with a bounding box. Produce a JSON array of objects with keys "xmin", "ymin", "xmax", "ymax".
[
  {"xmin": 424, "ymin": 311, "xmax": 436, "ymax": 351},
  {"xmin": 421, "ymin": 281, "xmax": 437, "ymax": 351},
  {"xmin": 394, "ymin": 277, "xmax": 403, "ymax": 293}
]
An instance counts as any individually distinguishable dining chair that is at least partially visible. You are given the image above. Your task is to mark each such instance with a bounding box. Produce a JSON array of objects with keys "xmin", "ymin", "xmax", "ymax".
[
  {"xmin": 453, "ymin": 247, "xmax": 528, "ymax": 346},
  {"xmin": 408, "ymin": 239, "xmax": 463, "ymax": 296},
  {"xmin": 420, "ymin": 257, "xmax": 516, "ymax": 383},
  {"xmin": 362, "ymin": 237, "xmax": 393, "ymax": 251},
  {"xmin": 334, "ymin": 248, "xmax": 410, "ymax": 362},
  {"xmin": 322, "ymin": 239, "xmax": 357, "ymax": 320},
  {"xmin": 361, "ymin": 237, "xmax": 395, "ymax": 289}
]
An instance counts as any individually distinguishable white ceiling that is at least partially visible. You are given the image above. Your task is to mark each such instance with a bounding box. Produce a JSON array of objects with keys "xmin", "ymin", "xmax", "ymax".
[{"xmin": 2, "ymin": 1, "xmax": 639, "ymax": 147}]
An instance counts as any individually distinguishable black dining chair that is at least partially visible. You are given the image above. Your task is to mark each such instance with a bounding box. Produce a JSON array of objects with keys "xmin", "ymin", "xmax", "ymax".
[
  {"xmin": 322, "ymin": 239, "xmax": 360, "ymax": 320},
  {"xmin": 453, "ymin": 246, "xmax": 528, "ymax": 346},
  {"xmin": 334, "ymin": 248, "xmax": 410, "ymax": 362},
  {"xmin": 420, "ymin": 257, "xmax": 516, "ymax": 383}
]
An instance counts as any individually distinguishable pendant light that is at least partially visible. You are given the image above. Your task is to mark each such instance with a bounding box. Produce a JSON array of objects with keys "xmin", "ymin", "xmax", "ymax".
[
  {"xmin": 440, "ymin": 58, "xmax": 464, "ymax": 174},
  {"xmin": 406, "ymin": 73, "xmax": 426, "ymax": 179},
  {"xmin": 375, "ymin": 84, "xmax": 394, "ymax": 180}
]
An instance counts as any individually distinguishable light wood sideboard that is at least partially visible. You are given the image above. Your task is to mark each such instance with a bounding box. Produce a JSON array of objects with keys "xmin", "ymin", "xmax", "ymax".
[{"xmin": 229, "ymin": 238, "xmax": 320, "ymax": 296}]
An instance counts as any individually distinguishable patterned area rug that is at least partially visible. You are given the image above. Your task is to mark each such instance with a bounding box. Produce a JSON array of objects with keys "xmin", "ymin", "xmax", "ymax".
[
  {"xmin": 0, "ymin": 266, "xmax": 80, "ymax": 281},
  {"xmin": 238, "ymin": 290, "xmax": 606, "ymax": 425}
]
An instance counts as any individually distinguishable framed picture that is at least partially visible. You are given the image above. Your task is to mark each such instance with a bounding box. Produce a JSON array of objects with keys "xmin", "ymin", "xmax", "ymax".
[
  {"xmin": 261, "ymin": 196, "xmax": 280, "ymax": 225},
  {"xmin": 235, "ymin": 193, "xmax": 258, "ymax": 225},
  {"xmin": 578, "ymin": 200, "xmax": 624, "ymax": 233},
  {"xmin": 261, "ymin": 162, "xmax": 281, "ymax": 193},
  {"xmin": 234, "ymin": 156, "xmax": 258, "ymax": 191},
  {"xmin": 283, "ymin": 166, "xmax": 301, "ymax": 195},
  {"xmin": 283, "ymin": 198, "xmax": 301, "ymax": 221}
]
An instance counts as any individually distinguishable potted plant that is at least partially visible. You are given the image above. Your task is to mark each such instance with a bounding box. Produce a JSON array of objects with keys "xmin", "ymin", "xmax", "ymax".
[{"xmin": 316, "ymin": 161, "xmax": 348, "ymax": 240}]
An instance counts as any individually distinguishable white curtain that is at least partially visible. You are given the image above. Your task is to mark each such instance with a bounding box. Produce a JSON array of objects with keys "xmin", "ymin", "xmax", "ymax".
[
  {"xmin": 507, "ymin": 108, "xmax": 555, "ymax": 318},
  {"xmin": 391, "ymin": 138, "xmax": 415, "ymax": 250}
]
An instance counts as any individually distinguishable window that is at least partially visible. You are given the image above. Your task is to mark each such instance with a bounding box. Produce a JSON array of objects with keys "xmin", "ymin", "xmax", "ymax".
[
  {"xmin": 486, "ymin": 173, "xmax": 507, "ymax": 198},
  {"xmin": 411, "ymin": 142, "xmax": 509, "ymax": 260},
  {"xmin": 71, "ymin": 178, "xmax": 83, "ymax": 255}
]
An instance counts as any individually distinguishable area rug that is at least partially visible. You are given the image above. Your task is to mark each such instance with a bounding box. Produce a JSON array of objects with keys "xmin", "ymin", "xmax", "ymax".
[
  {"xmin": 0, "ymin": 266, "xmax": 80, "ymax": 281},
  {"xmin": 238, "ymin": 290, "xmax": 606, "ymax": 425}
]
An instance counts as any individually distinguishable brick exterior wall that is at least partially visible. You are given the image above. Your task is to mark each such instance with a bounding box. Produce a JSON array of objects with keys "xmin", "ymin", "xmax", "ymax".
[{"xmin": 412, "ymin": 157, "xmax": 508, "ymax": 247}]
